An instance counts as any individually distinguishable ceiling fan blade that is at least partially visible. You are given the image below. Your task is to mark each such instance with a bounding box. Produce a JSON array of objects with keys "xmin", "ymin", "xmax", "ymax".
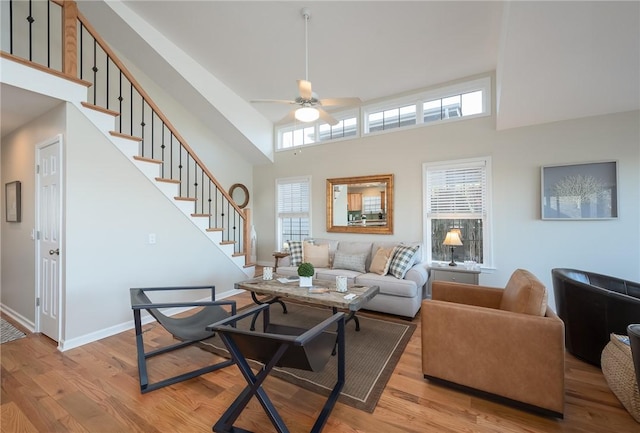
[
  {"xmin": 276, "ymin": 109, "xmax": 297, "ymax": 125},
  {"xmin": 298, "ymin": 79, "xmax": 313, "ymax": 100},
  {"xmin": 317, "ymin": 107, "xmax": 339, "ymax": 126},
  {"xmin": 319, "ymin": 97, "xmax": 362, "ymax": 107},
  {"xmin": 250, "ymin": 99, "xmax": 297, "ymax": 104}
]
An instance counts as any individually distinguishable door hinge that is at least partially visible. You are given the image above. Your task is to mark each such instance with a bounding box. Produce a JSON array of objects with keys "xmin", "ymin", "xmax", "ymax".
[
  {"xmin": 36, "ymin": 297, "xmax": 40, "ymax": 307},
  {"xmin": 36, "ymin": 164, "xmax": 40, "ymax": 174},
  {"xmin": 36, "ymin": 230, "xmax": 41, "ymax": 240}
]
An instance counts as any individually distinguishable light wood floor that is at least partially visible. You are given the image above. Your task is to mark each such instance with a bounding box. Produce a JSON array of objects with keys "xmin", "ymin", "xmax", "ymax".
[{"xmin": 1, "ymin": 292, "xmax": 638, "ymax": 433}]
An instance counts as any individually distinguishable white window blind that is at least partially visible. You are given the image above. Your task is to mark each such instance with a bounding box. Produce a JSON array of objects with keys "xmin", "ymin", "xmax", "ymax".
[
  {"xmin": 276, "ymin": 177, "xmax": 311, "ymax": 248},
  {"xmin": 426, "ymin": 161, "xmax": 487, "ymax": 219}
]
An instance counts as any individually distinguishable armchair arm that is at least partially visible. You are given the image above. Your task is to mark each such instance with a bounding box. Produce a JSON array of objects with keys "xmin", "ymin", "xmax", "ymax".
[
  {"xmin": 421, "ymin": 300, "xmax": 565, "ymax": 414},
  {"xmin": 432, "ymin": 281, "xmax": 503, "ymax": 309}
]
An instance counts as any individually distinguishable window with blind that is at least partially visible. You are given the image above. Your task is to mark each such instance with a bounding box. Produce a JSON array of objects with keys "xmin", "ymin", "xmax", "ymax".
[
  {"xmin": 423, "ymin": 157, "xmax": 492, "ymax": 266},
  {"xmin": 276, "ymin": 176, "xmax": 311, "ymax": 250}
]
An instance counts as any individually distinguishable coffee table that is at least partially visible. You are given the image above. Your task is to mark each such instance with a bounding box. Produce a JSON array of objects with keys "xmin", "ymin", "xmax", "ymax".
[{"xmin": 235, "ymin": 275, "xmax": 380, "ymax": 331}]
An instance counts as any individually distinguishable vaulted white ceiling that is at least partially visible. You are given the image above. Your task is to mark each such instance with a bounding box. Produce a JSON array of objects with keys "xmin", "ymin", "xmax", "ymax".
[{"xmin": 3, "ymin": 1, "xmax": 639, "ymax": 158}]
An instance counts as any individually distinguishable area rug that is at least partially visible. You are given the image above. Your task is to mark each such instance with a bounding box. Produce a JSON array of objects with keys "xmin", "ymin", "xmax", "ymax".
[
  {"xmin": 198, "ymin": 302, "xmax": 415, "ymax": 413},
  {"xmin": 1, "ymin": 318, "xmax": 26, "ymax": 344}
]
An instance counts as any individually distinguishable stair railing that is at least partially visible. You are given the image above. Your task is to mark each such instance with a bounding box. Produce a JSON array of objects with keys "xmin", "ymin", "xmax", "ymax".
[{"xmin": 1, "ymin": 0, "xmax": 250, "ymax": 264}]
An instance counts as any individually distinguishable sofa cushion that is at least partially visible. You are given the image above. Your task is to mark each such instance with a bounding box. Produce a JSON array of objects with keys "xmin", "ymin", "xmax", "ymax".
[
  {"xmin": 289, "ymin": 241, "xmax": 303, "ymax": 266},
  {"xmin": 370, "ymin": 246, "xmax": 395, "ymax": 275},
  {"xmin": 303, "ymin": 242, "xmax": 330, "ymax": 268},
  {"xmin": 388, "ymin": 244, "xmax": 420, "ymax": 279},
  {"xmin": 355, "ymin": 273, "xmax": 418, "ymax": 298},
  {"xmin": 306, "ymin": 238, "xmax": 339, "ymax": 267},
  {"xmin": 315, "ymin": 269, "xmax": 359, "ymax": 284},
  {"xmin": 332, "ymin": 251, "xmax": 367, "ymax": 273},
  {"xmin": 337, "ymin": 242, "xmax": 373, "ymax": 270},
  {"xmin": 499, "ymin": 269, "xmax": 548, "ymax": 316}
]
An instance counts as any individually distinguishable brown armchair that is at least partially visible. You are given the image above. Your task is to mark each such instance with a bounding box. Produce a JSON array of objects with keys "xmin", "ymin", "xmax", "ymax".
[{"xmin": 421, "ymin": 269, "xmax": 565, "ymax": 418}]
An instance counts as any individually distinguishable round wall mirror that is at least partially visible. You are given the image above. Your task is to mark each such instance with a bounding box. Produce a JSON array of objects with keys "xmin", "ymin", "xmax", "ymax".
[{"xmin": 229, "ymin": 183, "xmax": 250, "ymax": 208}]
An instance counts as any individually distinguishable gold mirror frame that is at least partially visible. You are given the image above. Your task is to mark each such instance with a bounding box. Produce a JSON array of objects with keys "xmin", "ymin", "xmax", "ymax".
[
  {"xmin": 229, "ymin": 183, "xmax": 249, "ymax": 209},
  {"xmin": 326, "ymin": 174, "xmax": 394, "ymax": 234}
]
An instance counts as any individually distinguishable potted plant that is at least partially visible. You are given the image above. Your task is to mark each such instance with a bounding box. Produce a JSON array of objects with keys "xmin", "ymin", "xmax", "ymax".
[{"xmin": 297, "ymin": 262, "xmax": 315, "ymax": 287}]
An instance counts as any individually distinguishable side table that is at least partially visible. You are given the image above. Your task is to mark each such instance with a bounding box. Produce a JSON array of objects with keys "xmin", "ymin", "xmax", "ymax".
[
  {"xmin": 427, "ymin": 265, "xmax": 480, "ymax": 298},
  {"xmin": 272, "ymin": 251, "xmax": 290, "ymax": 272}
]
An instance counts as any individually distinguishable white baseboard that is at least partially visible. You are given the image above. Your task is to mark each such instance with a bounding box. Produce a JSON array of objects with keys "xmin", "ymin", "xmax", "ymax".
[
  {"xmin": 0, "ymin": 304, "xmax": 36, "ymax": 332},
  {"xmin": 58, "ymin": 288, "xmax": 244, "ymax": 352}
]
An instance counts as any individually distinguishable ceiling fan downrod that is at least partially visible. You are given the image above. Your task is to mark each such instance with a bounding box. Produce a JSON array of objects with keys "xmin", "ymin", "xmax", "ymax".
[{"xmin": 302, "ymin": 7, "xmax": 311, "ymax": 82}]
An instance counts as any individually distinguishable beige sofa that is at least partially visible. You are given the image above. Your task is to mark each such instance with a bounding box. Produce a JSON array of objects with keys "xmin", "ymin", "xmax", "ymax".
[
  {"xmin": 276, "ymin": 238, "xmax": 428, "ymax": 318},
  {"xmin": 421, "ymin": 269, "xmax": 565, "ymax": 417}
]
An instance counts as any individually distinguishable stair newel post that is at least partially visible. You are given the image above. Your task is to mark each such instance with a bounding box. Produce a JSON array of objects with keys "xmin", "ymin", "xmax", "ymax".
[
  {"xmin": 62, "ymin": 0, "xmax": 78, "ymax": 77},
  {"xmin": 244, "ymin": 208, "xmax": 251, "ymax": 266}
]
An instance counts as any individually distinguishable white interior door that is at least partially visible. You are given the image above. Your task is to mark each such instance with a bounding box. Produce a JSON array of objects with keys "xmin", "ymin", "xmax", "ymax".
[{"xmin": 36, "ymin": 136, "xmax": 62, "ymax": 342}]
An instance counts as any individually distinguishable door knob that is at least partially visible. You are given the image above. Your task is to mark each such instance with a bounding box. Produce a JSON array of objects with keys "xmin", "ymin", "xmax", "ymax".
[{"xmin": 49, "ymin": 248, "xmax": 59, "ymax": 255}]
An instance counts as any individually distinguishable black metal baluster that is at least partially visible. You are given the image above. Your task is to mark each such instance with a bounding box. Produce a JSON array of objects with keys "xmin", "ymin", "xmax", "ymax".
[
  {"xmin": 130, "ymin": 83, "xmax": 133, "ymax": 136},
  {"xmin": 27, "ymin": 0, "xmax": 33, "ymax": 61},
  {"xmin": 118, "ymin": 72, "xmax": 123, "ymax": 132},
  {"xmin": 47, "ymin": 0, "xmax": 50, "ymax": 67},
  {"xmin": 178, "ymin": 144, "xmax": 183, "ymax": 196},
  {"xmin": 193, "ymin": 163, "xmax": 199, "ymax": 212},
  {"xmin": 79, "ymin": 24, "xmax": 83, "ymax": 80},
  {"xmin": 92, "ymin": 39, "xmax": 97, "ymax": 104},
  {"xmin": 106, "ymin": 56, "xmax": 110, "ymax": 110},
  {"xmin": 160, "ymin": 122, "xmax": 162, "ymax": 179},
  {"xmin": 170, "ymin": 134, "xmax": 174, "ymax": 180},
  {"xmin": 151, "ymin": 113, "xmax": 154, "ymax": 159},
  {"xmin": 9, "ymin": 0, "xmax": 13, "ymax": 54},
  {"xmin": 208, "ymin": 180, "xmax": 213, "ymax": 228},
  {"xmin": 140, "ymin": 98, "xmax": 145, "ymax": 156},
  {"xmin": 185, "ymin": 154, "xmax": 190, "ymax": 197},
  {"xmin": 201, "ymin": 170, "xmax": 205, "ymax": 214}
]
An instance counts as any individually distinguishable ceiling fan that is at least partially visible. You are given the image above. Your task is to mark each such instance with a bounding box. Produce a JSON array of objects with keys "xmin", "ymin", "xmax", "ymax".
[{"xmin": 251, "ymin": 7, "xmax": 361, "ymax": 126}]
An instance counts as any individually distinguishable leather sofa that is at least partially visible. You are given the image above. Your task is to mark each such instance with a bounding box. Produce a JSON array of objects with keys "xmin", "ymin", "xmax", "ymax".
[
  {"xmin": 276, "ymin": 238, "xmax": 428, "ymax": 318},
  {"xmin": 421, "ymin": 269, "xmax": 565, "ymax": 417},
  {"xmin": 552, "ymin": 268, "xmax": 640, "ymax": 366}
]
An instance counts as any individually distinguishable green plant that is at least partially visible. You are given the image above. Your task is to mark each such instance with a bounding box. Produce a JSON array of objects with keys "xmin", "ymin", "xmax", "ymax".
[{"xmin": 297, "ymin": 262, "xmax": 315, "ymax": 277}]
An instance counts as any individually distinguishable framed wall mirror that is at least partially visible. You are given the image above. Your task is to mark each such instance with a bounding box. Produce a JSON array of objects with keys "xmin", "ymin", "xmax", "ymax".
[
  {"xmin": 229, "ymin": 183, "xmax": 249, "ymax": 208},
  {"xmin": 326, "ymin": 174, "xmax": 394, "ymax": 234}
]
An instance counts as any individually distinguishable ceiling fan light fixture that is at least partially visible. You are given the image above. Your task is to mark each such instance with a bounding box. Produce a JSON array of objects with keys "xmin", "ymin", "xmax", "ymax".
[{"xmin": 295, "ymin": 106, "xmax": 320, "ymax": 122}]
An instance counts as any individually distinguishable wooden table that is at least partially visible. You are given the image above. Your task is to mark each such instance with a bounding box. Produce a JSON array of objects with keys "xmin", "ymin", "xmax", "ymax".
[
  {"xmin": 271, "ymin": 251, "xmax": 290, "ymax": 271},
  {"xmin": 235, "ymin": 275, "xmax": 379, "ymax": 331}
]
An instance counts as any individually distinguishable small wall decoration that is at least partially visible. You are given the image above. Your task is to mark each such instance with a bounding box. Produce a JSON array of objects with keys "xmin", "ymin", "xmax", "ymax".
[
  {"xmin": 541, "ymin": 161, "xmax": 618, "ymax": 220},
  {"xmin": 5, "ymin": 181, "xmax": 21, "ymax": 222}
]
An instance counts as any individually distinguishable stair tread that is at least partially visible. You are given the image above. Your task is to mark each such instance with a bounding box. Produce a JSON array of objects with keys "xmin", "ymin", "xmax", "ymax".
[
  {"xmin": 81, "ymin": 102, "xmax": 119, "ymax": 117},
  {"xmin": 155, "ymin": 177, "xmax": 181, "ymax": 184},
  {"xmin": 206, "ymin": 228, "xmax": 224, "ymax": 232},
  {"xmin": 133, "ymin": 155, "xmax": 163, "ymax": 165},
  {"xmin": 191, "ymin": 213, "xmax": 211, "ymax": 218},
  {"xmin": 174, "ymin": 196, "xmax": 197, "ymax": 202},
  {"xmin": 110, "ymin": 131, "xmax": 143, "ymax": 142},
  {"xmin": 220, "ymin": 240, "xmax": 236, "ymax": 245}
]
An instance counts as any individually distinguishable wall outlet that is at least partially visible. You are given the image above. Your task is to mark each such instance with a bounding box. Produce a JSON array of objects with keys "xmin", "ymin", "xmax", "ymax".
[{"xmin": 148, "ymin": 233, "xmax": 156, "ymax": 244}]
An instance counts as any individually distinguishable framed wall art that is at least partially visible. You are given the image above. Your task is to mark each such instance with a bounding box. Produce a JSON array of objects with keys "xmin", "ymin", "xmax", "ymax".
[
  {"xmin": 5, "ymin": 181, "xmax": 21, "ymax": 222},
  {"xmin": 541, "ymin": 161, "xmax": 618, "ymax": 220}
]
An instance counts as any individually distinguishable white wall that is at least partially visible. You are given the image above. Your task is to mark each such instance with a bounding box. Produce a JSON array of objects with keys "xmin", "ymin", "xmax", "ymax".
[
  {"xmin": 253, "ymin": 110, "xmax": 640, "ymax": 310},
  {"xmin": 63, "ymin": 104, "xmax": 248, "ymax": 347}
]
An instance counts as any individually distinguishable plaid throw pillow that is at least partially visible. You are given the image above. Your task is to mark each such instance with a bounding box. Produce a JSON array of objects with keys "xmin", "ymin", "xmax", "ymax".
[
  {"xmin": 289, "ymin": 241, "xmax": 303, "ymax": 266},
  {"xmin": 388, "ymin": 244, "xmax": 420, "ymax": 279}
]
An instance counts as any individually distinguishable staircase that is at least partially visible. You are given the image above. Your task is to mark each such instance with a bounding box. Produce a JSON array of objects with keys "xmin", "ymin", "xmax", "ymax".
[{"xmin": 1, "ymin": 0, "xmax": 254, "ymax": 276}]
